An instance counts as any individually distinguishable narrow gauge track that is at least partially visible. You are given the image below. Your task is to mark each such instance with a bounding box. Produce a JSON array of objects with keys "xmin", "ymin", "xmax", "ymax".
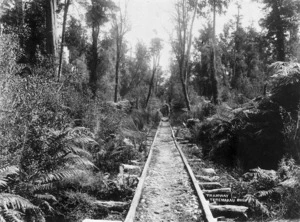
[
  {"xmin": 124, "ymin": 119, "xmax": 214, "ymax": 222},
  {"xmin": 84, "ymin": 119, "xmax": 248, "ymax": 222}
]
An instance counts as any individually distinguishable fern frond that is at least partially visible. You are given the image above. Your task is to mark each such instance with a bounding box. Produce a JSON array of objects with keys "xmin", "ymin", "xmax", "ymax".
[
  {"xmin": 41, "ymin": 200, "xmax": 54, "ymax": 212},
  {"xmin": 67, "ymin": 126, "xmax": 95, "ymax": 136},
  {"xmin": 63, "ymin": 153, "xmax": 95, "ymax": 168},
  {"xmin": 0, "ymin": 166, "xmax": 19, "ymax": 176},
  {"xmin": 72, "ymin": 137, "xmax": 98, "ymax": 146},
  {"xmin": 256, "ymin": 189, "xmax": 275, "ymax": 198},
  {"xmin": 35, "ymin": 169, "xmax": 87, "ymax": 184},
  {"xmin": 270, "ymin": 62, "xmax": 300, "ymax": 78},
  {"xmin": 0, "ymin": 177, "xmax": 8, "ymax": 188},
  {"xmin": 65, "ymin": 144, "xmax": 92, "ymax": 158},
  {"xmin": 0, "ymin": 193, "xmax": 37, "ymax": 211},
  {"xmin": 34, "ymin": 194, "xmax": 57, "ymax": 202},
  {"xmin": 0, "ymin": 208, "xmax": 22, "ymax": 222},
  {"xmin": 32, "ymin": 183, "xmax": 56, "ymax": 192}
]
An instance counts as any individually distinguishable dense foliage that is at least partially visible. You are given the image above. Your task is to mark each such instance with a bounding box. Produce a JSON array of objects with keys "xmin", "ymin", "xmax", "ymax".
[{"xmin": 0, "ymin": 0, "xmax": 300, "ymax": 221}]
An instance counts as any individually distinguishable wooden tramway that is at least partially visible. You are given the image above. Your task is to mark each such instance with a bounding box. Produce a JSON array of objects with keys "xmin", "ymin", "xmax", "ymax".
[
  {"xmin": 83, "ymin": 118, "xmax": 248, "ymax": 222},
  {"xmin": 172, "ymin": 127, "xmax": 249, "ymax": 221},
  {"xmin": 123, "ymin": 118, "xmax": 216, "ymax": 222}
]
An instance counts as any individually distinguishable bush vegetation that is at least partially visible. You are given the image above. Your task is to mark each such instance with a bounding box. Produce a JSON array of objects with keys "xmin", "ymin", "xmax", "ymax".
[
  {"xmin": 0, "ymin": 33, "xmax": 153, "ymax": 222},
  {"xmin": 1, "ymin": 0, "xmax": 300, "ymax": 221}
]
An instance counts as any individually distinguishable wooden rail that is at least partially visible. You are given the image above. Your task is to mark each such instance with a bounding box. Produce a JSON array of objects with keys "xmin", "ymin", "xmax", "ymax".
[
  {"xmin": 170, "ymin": 126, "xmax": 217, "ymax": 222},
  {"xmin": 123, "ymin": 121, "xmax": 161, "ymax": 222}
]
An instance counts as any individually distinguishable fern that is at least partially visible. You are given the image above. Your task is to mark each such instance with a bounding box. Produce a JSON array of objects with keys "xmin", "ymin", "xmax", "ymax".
[
  {"xmin": 34, "ymin": 194, "xmax": 57, "ymax": 202},
  {"xmin": 0, "ymin": 177, "xmax": 8, "ymax": 188},
  {"xmin": 0, "ymin": 166, "xmax": 19, "ymax": 188},
  {"xmin": 63, "ymin": 153, "xmax": 95, "ymax": 168},
  {"xmin": 0, "ymin": 166, "xmax": 19, "ymax": 175},
  {"xmin": 256, "ymin": 189, "xmax": 275, "ymax": 198},
  {"xmin": 32, "ymin": 183, "xmax": 56, "ymax": 193},
  {"xmin": 65, "ymin": 145, "xmax": 92, "ymax": 158},
  {"xmin": 244, "ymin": 194, "xmax": 271, "ymax": 216},
  {"xmin": 34, "ymin": 168, "xmax": 88, "ymax": 186},
  {"xmin": 0, "ymin": 208, "xmax": 22, "ymax": 222},
  {"xmin": 270, "ymin": 62, "xmax": 300, "ymax": 79},
  {"xmin": 0, "ymin": 193, "xmax": 37, "ymax": 211}
]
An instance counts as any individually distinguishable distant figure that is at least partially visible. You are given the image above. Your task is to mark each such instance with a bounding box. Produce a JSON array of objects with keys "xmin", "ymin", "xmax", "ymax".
[{"xmin": 160, "ymin": 103, "xmax": 170, "ymax": 119}]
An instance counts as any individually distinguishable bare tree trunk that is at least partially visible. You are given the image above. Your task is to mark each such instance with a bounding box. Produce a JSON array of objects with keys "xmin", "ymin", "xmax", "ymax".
[
  {"xmin": 211, "ymin": 0, "xmax": 218, "ymax": 104},
  {"xmin": 273, "ymin": 1, "xmax": 285, "ymax": 61},
  {"xmin": 114, "ymin": 54, "xmax": 120, "ymax": 102},
  {"xmin": 113, "ymin": 2, "xmax": 130, "ymax": 102},
  {"xmin": 90, "ymin": 25, "xmax": 99, "ymax": 98},
  {"xmin": 46, "ymin": 0, "xmax": 57, "ymax": 58},
  {"xmin": 181, "ymin": 0, "xmax": 198, "ymax": 111},
  {"xmin": 180, "ymin": 74, "xmax": 191, "ymax": 110},
  {"xmin": 57, "ymin": 0, "xmax": 70, "ymax": 81},
  {"xmin": 114, "ymin": 34, "xmax": 121, "ymax": 102},
  {"xmin": 145, "ymin": 68, "xmax": 156, "ymax": 108}
]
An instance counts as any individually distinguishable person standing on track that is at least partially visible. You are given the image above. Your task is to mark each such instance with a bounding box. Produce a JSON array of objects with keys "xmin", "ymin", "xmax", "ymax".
[{"xmin": 160, "ymin": 103, "xmax": 170, "ymax": 120}]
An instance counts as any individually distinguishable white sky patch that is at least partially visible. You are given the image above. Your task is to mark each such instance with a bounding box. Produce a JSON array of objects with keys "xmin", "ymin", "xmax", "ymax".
[
  {"xmin": 69, "ymin": 0, "xmax": 264, "ymax": 72},
  {"xmin": 122, "ymin": 0, "xmax": 264, "ymax": 72}
]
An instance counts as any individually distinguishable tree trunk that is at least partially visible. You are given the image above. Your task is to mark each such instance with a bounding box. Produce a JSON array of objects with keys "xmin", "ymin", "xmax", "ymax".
[
  {"xmin": 16, "ymin": 0, "xmax": 25, "ymax": 49},
  {"xmin": 145, "ymin": 68, "xmax": 156, "ymax": 108},
  {"xmin": 211, "ymin": 0, "xmax": 218, "ymax": 104},
  {"xmin": 114, "ymin": 36, "xmax": 121, "ymax": 102},
  {"xmin": 90, "ymin": 25, "xmax": 99, "ymax": 98},
  {"xmin": 114, "ymin": 57, "xmax": 120, "ymax": 102},
  {"xmin": 57, "ymin": 0, "xmax": 70, "ymax": 81},
  {"xmin": 46, "ymin": 0, "xmax": 57, "ymax": 58},
  {"xmin": 273, "ymin": 1, "xmax": 285, "ymax": 61},
  {"xmin": 180, "ymin": 73, "xmax": 191, "ymax": 110},
  {"xmin": 180, "ymin": 0, "xmax": 198, "ymax": 111}
]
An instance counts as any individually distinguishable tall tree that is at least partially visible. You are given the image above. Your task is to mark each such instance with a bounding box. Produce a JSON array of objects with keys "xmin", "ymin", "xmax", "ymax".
[
  {"xmin": 112, "ymin": 1, "xmax": 130, "ymax": 102},
  {"xmin": 145, "ymin": 37, "xmax": 163, "ymax": 108},
  {"xmin": 65, "ymin": 16, "xmax": 87, "ymax": 62},
  {"xmin": 260, "ymin": 0, "xmax": 300, "ymax": 61},
  {"xmin": 86, "ymin": 0, "xmax": 115, "ymax": 97},
  {"xmin": 172, "ymin": 0, "xmax": 199, "ymax": 111},
  {"xmin": 46, "ymin": 0, "xmax": 57, "ymax": 58},
  {"xmin": 208, "ymin": 0, "xmax": 230, "ymax": 104},
  {"xmin": 119, "ymin": 41, "xmax": 150, "ymax": 99},
  {"xmin": 57, "ymin": 0, "xmax": 71, "ymax": 81}
]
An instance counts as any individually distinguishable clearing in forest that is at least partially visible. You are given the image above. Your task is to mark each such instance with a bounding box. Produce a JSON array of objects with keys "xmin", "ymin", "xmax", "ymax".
[{"xmin": 135, "ymin": 121, "xmax": 203, "ymax": 222}]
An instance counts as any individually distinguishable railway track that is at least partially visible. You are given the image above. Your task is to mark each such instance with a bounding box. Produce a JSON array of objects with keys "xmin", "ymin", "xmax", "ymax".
[{"xmin": 84, "ymin": 119, "xmax": 248, "ymax": 222}]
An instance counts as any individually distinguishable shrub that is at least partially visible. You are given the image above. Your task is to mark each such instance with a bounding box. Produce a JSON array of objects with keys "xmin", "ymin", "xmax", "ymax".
[
  {"xmin": 54, "ymin": 191, "xmax": 107, "ymax": 222},
  {"xmin": 96, "ymin": 137, "xmax": 141, "ymax": 172}
]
